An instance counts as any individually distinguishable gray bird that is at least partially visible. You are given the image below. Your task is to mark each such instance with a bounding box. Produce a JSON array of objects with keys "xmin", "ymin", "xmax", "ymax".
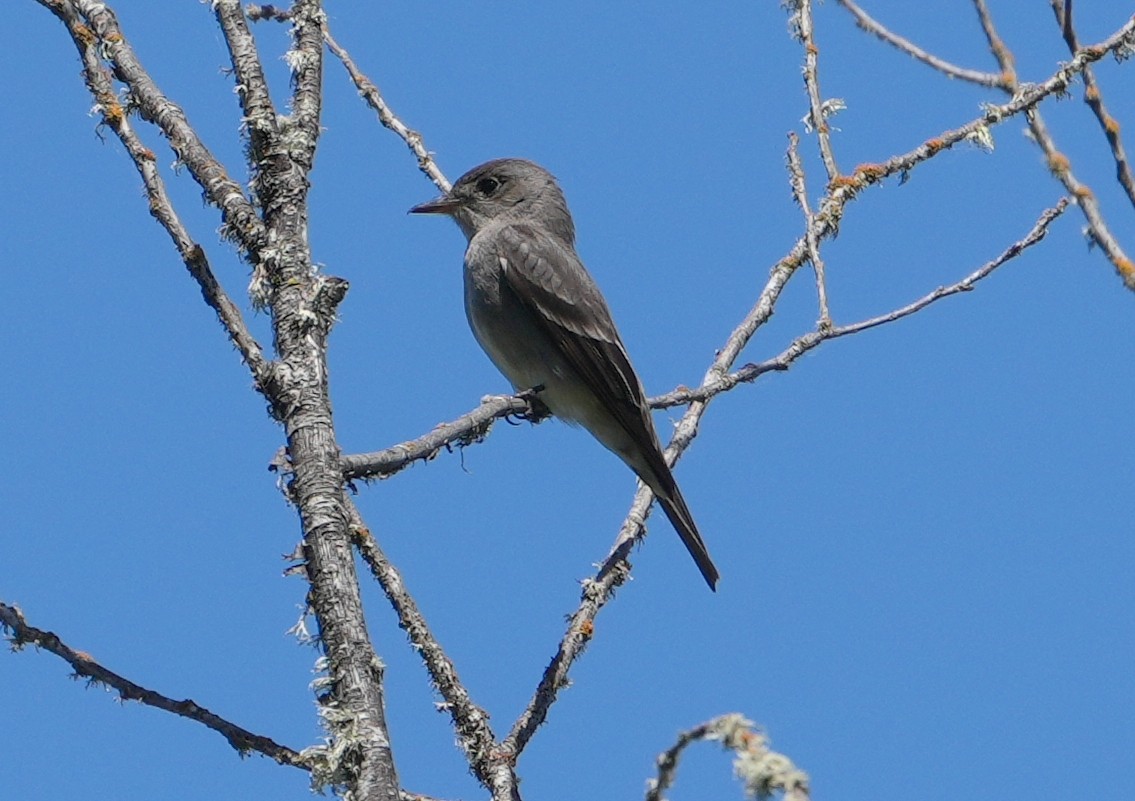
[{"xmin": 411, "ymin": 158, "xmax": 719, "ymax": 589}]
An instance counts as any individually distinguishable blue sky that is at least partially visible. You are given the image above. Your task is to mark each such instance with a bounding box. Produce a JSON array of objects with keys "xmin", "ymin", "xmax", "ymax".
[{"xmin": 3, "ymin": 2, "xmax": 1133, "ymax": 800}]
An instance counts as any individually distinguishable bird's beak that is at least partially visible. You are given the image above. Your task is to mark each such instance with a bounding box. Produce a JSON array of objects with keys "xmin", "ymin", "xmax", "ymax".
[{"xmin": 409, "ymin": 193, "xmax": 463, "ymax": 215}]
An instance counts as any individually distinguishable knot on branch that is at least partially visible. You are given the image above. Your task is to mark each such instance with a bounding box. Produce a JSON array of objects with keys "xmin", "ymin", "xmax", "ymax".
[{"xmin": 311, "ymin": 275, "xmax": 350, "ymax": 324}]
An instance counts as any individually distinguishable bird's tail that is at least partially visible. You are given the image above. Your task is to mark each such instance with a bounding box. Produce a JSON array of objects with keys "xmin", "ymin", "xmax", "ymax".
[
  {"xmin": 655, "ymin": 481, "xmax": 720, "ymax": 590},
  {"xmin": 611, "ymin": 423, "xmax": 719, "ymax": 589}
]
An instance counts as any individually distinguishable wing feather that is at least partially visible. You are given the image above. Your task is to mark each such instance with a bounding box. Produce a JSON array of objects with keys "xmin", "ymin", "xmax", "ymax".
[{"xmin": 495, "ymin": 225, "xmax": 658, "ymax": 455}]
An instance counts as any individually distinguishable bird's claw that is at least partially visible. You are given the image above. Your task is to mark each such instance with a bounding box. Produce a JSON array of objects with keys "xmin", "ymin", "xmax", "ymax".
[{"xmin": 513, "ymin": 384, "xmax": 551, "ymax": 423}]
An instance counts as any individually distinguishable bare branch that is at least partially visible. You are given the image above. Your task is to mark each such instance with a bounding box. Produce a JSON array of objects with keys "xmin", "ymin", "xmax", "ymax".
[
  {"xmin": 54, "ymin": 0, "xmax": 270, "ymax": 256},
  {"xmin": 836, "ymin": 0, "xmax": 1133, "ymax": 287},
  {"xmin": 502, "ymin": 570, "xmax": 616, "ymax": 757},
  {"xmin": 214, "ymin": 0, "xmax": 403, "ymax": 794},
  {"xmin": 824, "ymin": 199, "xmax": 1069, "ymax": 334},
  {"xmin": 288, "ymin": 0, "xmax": 325, "ymax": 168},
  {"xmin": 971, "ymin": 0, "xmax": 1018, "ymax": 83},
  {"xmin": 322, "ymin": 24, "xmax": 451, "ymax": 193},
  {"xmin": 348, "ymin": 509, "xmax": 517, "ymax": 801},
  {"xmin": 35, "ymin": 0, "xmax": 270, "ymax": 383},
  {"xmin": 971, "ymin": 1, "xmax": 1134, "ymax": 290},
  {"xmin": 341, "ymin": 395, "xmax": 543, "ymax": 482},
  {"xmin": 646, "ymin": 714, "xmax": 809, "ymax": 801},
  {"xmin": 835, "ymin": 0, "xmax": 1006, "ymax": 87},
  {"xmin": 655, "ymin": 198, "xmax": 1070, "ymax": 408},
  {"xmin": 1050, "ymin": 0, "xmax": 1135, "ymax": 210},
  {"xmin": 215, "ymin": 0, "xmax": 278, "ymax": 157},
  {"xmin": 0, "ymin": 601, "xmax": 307, "ymax": 768},
  {"xmin": 786, "ymin": 132, "xmax": 833, "ymax": 329},
  {"xmin": 791, "ymin": 0, "xmax": 841, "ymax": 180}
]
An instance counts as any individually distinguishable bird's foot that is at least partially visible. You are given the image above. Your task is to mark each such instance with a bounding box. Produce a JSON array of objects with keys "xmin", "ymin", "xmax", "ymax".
[{"xmin": 515, "ymin": 384, "xmax": 551, "ymax": 423}]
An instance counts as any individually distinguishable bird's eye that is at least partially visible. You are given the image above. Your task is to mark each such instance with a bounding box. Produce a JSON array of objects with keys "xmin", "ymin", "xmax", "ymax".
[{"xmin": 475, "ymin": 176, "xmax": 501, "ymax": 197}]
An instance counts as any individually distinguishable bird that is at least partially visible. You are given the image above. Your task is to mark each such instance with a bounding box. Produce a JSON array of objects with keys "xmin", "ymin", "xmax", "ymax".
[{"xmin": 410, "ymin": 158, "xmax": 719, "ymax": 589}]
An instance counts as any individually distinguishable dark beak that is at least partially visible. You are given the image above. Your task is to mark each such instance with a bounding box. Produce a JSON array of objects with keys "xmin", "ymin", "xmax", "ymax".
[{"xmin": 409, "ymin": 194, "xmax": 463, "ymax": 215}]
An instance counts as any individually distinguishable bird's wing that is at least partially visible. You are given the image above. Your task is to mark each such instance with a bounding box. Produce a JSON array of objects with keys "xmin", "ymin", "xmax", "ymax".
[
  {"xmin": 495, "ymin": 223, "xmax": 659, "ymax": 448},
  {"xmin": 496, "ymin": 223, "xmax": 720, "ymax": 590}
]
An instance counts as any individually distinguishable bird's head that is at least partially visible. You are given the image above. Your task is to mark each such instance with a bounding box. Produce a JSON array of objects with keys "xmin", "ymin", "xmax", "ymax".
[{"xmin": 410, "ymin": 158, "xmax": 575, "ymax": 244}]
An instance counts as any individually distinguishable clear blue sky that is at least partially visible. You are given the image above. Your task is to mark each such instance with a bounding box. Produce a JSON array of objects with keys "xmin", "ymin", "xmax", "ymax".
[{"xmin": 3, "ymin": 2, "xmax": 1133, "ymax": 800}]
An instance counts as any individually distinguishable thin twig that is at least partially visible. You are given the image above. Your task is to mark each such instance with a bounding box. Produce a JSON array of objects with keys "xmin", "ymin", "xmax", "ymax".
[
  {"xmin": 1050, "ymin": 0, "xmax": 1135, "ymax": 210},
  {"xmin": 972, "ymin": 1, "xmax": 1134, "ymax": 290},
  {"xmin": 794, "ymin": 0, "xmax": 841, "ymax": 180},
  {"xmin": 323, "ymin": 24, "xmax": 451, "ymax": 192},
  {"xmin": 0, "ymin": 601, "xmax": 307, "ymax": 768},
  {"xmin": 835, "ymin": 0, "xmax": 1006, "ymax": 87},
  {"xmin": 787, "ymin": 132, "xmax": 833, "ymax": 329},
  {"xmin": 972, "ymin": 0, "xmax": 1018, "ymax": 83},
  {"xmin": 654, "ymin": 198, "xmax": 1070, "ymax": 408}
]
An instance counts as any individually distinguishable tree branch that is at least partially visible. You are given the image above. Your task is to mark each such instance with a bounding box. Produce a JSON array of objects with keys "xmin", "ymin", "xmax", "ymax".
[
  {"xmin": 787, "ymin": 132, "xmax": 833, "ymax": 329},
  {"xmin": 835, "ymin": 0, "xmax": 1134, "ymax": 290},
  {"xmin": 288, "ymin": 0, "xmax": 325, "ymax": 169},
  {"xmin": 322, "ymin": 22, "xmax": 451, "ymax": 193},
  {"xmin": 35, "ymin": 0, "xmax": 271, "ymax": 384},
  {"xmin": 55, "ymin": 0, "xmax": 269, "ymax": 256},
  {"xmin": 347, "ymin": 508, "xmax": 519, "ymax": 801},
  {"xmin": 341, "ymin": 395, "xmax": 543, "ymax": 482},
  {"xmin": 0, "ymin": 601, "xmax": 307, "ymax": 768},
  {"xmin": 655, "ymin": 197, "xmax": 1069, "ymax": 408},
  {"xmin": 975, "ymin": 1, "xmax": 1134, "ymax": 291},
  {"xmin": 646, "ymin": 714, "xmax": 809, "ymax": 801},
  {"xmin": 227, "ymin": 0, "xmax": 402, "ymax": 794},
  {"xmin": 215, "ymin": 0, "xmax": 278, "ymax": 160},
  {"xmin": 789, "ymin": 0, "xmax": 842, "ymax": 180},
  {"xmin": 1050, "ymin": 0, "xmax": 1135, "ymax": 210},
  {"xmin": 835, "ymin": 0, "xmax": 1006, "ymax": 87}
]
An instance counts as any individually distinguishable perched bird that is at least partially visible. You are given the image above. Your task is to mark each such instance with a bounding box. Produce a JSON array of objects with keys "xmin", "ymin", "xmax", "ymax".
[{"xmin": 411, "ymin": 159, "xmax": 719, "ymax": 589}]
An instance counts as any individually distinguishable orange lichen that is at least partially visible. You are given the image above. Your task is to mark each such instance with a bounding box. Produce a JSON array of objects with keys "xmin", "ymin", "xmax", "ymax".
[
  {"xmin": 1104, "ymin": 116, "xmax": 1121, "ymax": 135},
  {"xmin": 855, "ymin": 163, "xmax": 889, "ymax": 183},
  {"xmin": 578, "ymin": 620, "xmax": 594, "ymax": 638},
  {"xmin": 1073, "ymin": 184, "xmax": 1094, "ymax": 200},
  {"xmin": 103, "ymin": 101, "xmax": 125, "ymax": 125},
  {"xmin": 74, "ymin": 23, "xmax": 96, "ymax": 45},
  {"xmin": 925, "ymin": 138, "xmax": 947, "ymax": 155},
  {"xmin": 829, "ymin": 173, "xmax": 862, "ymax": 190},
  {"xmin": 1046, "ymin": 152, "xmax": 1071, "ymax": 174}
]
